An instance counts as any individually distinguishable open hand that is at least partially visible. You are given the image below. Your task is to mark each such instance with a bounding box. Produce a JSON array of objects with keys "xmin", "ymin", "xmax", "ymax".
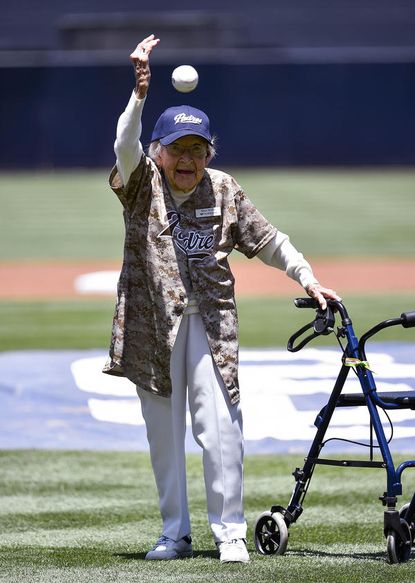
[{"xmin": 130, "ymin": 34, "xmax": 160, "ymax": 99}]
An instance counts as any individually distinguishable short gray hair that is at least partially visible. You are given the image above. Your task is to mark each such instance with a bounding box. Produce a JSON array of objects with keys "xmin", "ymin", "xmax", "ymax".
[{"xmin": 147, "ymin": 137, "xmax": 217, "ymax": 162}]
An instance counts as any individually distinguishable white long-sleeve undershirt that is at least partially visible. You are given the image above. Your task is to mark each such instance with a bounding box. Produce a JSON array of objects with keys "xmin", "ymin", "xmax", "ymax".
[
  {"xmin": 114, "ymin": 90, "xmax": 319, "ymax": 299},
  {"xmin": 114, "ymin": 91, "xmax": 146, "ymax": 187}
]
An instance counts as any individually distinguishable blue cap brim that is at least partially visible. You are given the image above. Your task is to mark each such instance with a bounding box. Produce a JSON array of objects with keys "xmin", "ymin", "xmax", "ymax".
[{"xmin": 159, "ymin": 129, "xmax": 212, "ymax": 146}]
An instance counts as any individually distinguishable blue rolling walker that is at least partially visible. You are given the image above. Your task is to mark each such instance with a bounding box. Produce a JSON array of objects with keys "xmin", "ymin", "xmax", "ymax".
[{"xmin": 254, "ymin": 298, "xmax": 415, "ymax": 564}]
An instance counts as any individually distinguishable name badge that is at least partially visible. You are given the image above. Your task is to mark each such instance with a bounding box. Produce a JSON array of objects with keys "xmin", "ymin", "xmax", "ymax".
[{"xmin": 195, "ymin": 207, "xmax": 221, "ymax": 218}]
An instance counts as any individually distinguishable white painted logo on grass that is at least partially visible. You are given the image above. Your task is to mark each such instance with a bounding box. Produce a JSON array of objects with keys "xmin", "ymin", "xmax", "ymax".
[
  {"xmin": 70, "ymin": 348, "xmax": 415, "ymax": 444},
  {"xmin": 74, "ymin": 271, "xmax": 119, "ymax": 295}
]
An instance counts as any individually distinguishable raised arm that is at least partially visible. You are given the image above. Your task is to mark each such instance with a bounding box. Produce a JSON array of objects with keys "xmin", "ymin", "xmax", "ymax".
[{"xmin": 114, "ymin": 35, "xmax": 160, "ymax": 186}]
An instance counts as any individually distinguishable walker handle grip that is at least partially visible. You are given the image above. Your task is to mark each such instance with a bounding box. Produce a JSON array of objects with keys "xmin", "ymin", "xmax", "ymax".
[
  {"xmin": 401, "ymin": 311, "xmax": 415, "ymax": 328},
  {"xmin": 294, "ymin": 298, "xmax": 319, "ymax": 309}
]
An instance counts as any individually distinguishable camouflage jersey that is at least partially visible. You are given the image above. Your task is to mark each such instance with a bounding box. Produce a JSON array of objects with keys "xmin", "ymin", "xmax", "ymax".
[{"xmin": 103, "ymin": 154, "xmax": 277, "ymax": 404}]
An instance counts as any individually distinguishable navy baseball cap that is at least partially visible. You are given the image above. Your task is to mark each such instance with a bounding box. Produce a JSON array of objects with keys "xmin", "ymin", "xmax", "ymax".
[{"xmin": 151, "ymin": 105, "xmax": 212, "ymax": 145}]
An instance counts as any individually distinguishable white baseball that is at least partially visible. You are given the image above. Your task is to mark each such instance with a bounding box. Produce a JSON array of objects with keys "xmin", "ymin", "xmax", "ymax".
[{"xmin": 172, "ymin": 65, "xmax": 199, "ymax": 93}]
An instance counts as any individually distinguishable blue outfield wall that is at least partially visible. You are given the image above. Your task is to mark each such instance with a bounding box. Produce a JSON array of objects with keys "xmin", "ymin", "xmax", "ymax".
[{"xmin": 2, "ymin": 61, "xmax": 415, "ymax": 168}]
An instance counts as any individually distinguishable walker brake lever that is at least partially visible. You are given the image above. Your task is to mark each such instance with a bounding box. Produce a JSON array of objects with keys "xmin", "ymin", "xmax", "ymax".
[
  {"xmin": 287, "ymin": 321, "xmax": 319, "ymax": 352},
  {"xmin": 287, "ymin": 305, "xmax": 335, "ymax": 352}
]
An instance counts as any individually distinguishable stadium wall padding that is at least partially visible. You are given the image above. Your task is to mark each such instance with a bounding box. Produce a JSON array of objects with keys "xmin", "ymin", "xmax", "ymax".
[{"xmin": 2, "ymin": 62, "xmax": 415, "ymax": 168}]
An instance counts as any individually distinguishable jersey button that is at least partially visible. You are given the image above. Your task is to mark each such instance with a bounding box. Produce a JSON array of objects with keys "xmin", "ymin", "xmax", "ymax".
[{"xmin": 174, "ymin": 304, "xmax": 184, "ymax": 316}]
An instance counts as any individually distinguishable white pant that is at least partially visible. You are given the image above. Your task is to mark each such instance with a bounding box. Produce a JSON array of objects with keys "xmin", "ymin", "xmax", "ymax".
[{"xmin": 137, "ymin": 313, "xmax": 247, "ymax": 543}]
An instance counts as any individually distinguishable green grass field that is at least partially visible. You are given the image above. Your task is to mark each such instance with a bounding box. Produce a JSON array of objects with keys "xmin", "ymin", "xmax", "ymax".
[
  {"xmin": 2, "ymin": 450, "xmax": 415, "ymax": 583},
  {"xmin": 0, "ymin": 293, "xmax": 414, "ymax": 352},
  {"xmin": 0, "ymin": 168, "xmax": 414, "ymax": 260},
  {"xmin": 0, "ymin": 168, "xmax": 414, "ymax": 351}
]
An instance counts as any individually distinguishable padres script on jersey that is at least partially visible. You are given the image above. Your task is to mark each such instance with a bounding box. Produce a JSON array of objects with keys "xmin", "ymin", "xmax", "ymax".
[{"xmin": 103, "ymin": 155, "xmax": 276, "ymax": 404}]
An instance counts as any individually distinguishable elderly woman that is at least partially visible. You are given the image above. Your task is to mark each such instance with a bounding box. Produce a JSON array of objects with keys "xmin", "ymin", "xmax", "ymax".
[{"xmin": 104, "ymin": 34, "xmax": 341, "ymax": 563}]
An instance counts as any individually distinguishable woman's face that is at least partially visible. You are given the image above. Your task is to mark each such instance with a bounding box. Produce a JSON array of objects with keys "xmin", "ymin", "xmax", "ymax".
[{"xmin": 156, "ymin": 135, "xmax": 210, "ymax": 192}]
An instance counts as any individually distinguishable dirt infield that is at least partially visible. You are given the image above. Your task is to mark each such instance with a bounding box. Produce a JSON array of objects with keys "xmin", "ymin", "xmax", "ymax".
[{"xmin": 1, "ymin": 259, "xmax": 414, "ymax": 300}]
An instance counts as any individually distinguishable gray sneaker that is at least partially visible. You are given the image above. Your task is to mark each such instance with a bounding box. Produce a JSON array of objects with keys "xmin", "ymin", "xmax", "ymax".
[
  {"xmin": 145, "ymin": 535, "xmax": 193, "ymax": 560},
  {"xmin": 217, "ymin": 538, "xmax": 250, "ymax": 563}
]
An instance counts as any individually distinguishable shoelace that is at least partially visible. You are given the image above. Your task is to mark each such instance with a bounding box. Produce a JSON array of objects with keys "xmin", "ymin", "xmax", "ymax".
[
  {"xmin": 153, "ymin": 535, "xmax": 191, "ymax": 549},
  {"xmin": 153, "ymin": 535, "xmax": 171, "ymax": 549},
  {"xmin": 221, "ymin": 538, "xmax": 246, "ymax": 546}
]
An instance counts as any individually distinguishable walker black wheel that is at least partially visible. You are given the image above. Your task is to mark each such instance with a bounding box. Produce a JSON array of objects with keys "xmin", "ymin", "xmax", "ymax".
[
  {"xmin": 254, "ymin": 511, "xmax": 288, "ymax": 556},
  {"xmin": 399, "ymin": 503, "xmax": 415, "ymax": 545},
  {"xmin": 386, "ymin": 519, "xmax": 412, "ymax": 564}
]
